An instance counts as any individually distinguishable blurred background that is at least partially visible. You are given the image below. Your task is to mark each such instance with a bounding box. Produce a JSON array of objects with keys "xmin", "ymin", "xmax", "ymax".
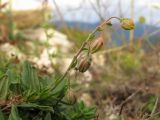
[{"xmin": 1, "ymin": 0, "xmax": 160, "ymax": 119}]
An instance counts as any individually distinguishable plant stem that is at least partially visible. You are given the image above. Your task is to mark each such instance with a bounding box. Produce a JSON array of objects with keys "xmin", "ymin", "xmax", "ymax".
[{"xmin": 51, "ymin": 17, "xmax": 121, "ymax": 90}]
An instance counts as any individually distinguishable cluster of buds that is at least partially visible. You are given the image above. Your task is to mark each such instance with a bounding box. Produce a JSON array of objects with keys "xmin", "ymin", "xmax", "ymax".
[
  {"xmin": 71, "ymin": 17, "xmax": 135, "ymax": 73},
  {"xmin": 75, "ymin": 36, "xmax": 104, "ymax": 73},
  {"xmin": 55, "ymin": 17, "xmax": 135, "ymax": 107}
]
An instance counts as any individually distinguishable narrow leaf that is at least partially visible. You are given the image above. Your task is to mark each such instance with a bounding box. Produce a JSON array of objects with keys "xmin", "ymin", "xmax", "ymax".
[
  {"xmin": 0, "ymin": 76, "xmax": 10, "ymax": 100},
  {"xmin": 0, "ymin": 110, "xmax": 5, "ymax": 120},
  {"xmin": 44, "ymin": 112, "xmax": 52, "ymax": 120},
  {"xmin": 17, "ymin": 103, "xmax": 54, "ymax": 113},
  {"xmin": 22, "ymin": 61, "xmax": 40, "ymax": 91},
  {"xmin": 8, "ymin": 105, "xmax": 22, "ymax": 120}
]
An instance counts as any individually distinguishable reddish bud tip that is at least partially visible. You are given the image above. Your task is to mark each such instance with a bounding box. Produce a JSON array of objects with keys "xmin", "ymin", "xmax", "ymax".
[{"xmin": 91, "ymin": 36, "xmax": 104, "ymax": 54}]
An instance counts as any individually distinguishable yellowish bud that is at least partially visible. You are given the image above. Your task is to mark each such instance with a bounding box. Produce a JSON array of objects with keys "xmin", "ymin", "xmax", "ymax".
[{"xmin": 120, "ymin": 18, "xmax": 135, "ymax": 30}]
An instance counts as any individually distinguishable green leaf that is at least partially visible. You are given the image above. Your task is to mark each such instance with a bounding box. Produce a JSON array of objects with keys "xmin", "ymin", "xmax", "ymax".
[
  {"xmin": 51, "ymin": 77, "xmax": 68, "ymax": 98},
  {"xmin": 70, "ymin": 59, "xmax": 78, "ymax": 69},
  {"xmin": 39, "ymin": 76, "xmax": 50, "ymax": 88},
  {"xmin": 22, "ymin": 61, "xmax": 40, "ymax": 91},
  {"xmin": 41, "ymin": 22, "xmax": 52, "ymax": 29},
  {"xmin": 64, "ymin": 101, "xmax": 96, "ymax": 120},
  {"xmin": 44, "ymin": 112, "xmax": 52, "ymax": 120},
  {"xmin": 139, "ymin": 16, "xmax": 145, "ymax": 24},
  {"xmin": 8, "ymin": 105, "xmax": 22, "ymax": 120},
  {"xmin": 79, "ymin": 101, "xmax": 85, "ymax": 110},
  {"xmin": 38, "ymin": 79, "xmax": 68, "ymax": 104},
  {"xmin": 7, "ymin": 68, "xmax": 22, "ymax": 94},
  {"xmin": 17, "ymin": 103, "xmax": 54, "ymax": 113},
  {"xmin": 7, "ymin": 67, "xmax": 19, "ymax": 84},
  {"xmin": 9, "ymin": 83, "xmax": 22, "ymax": 94},
  {"xmin": 0, "ymin": 75, "xmax": 10, "ymax": 100},
  {"xmin": 0, "ymin": 110, "xmax": 5, "ymax": 120}
]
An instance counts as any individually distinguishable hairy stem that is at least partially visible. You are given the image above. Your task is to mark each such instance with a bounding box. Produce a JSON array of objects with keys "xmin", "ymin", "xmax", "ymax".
[{"xmin": 51, "ymin": 17, "xmax": 121, "ymax": 90}]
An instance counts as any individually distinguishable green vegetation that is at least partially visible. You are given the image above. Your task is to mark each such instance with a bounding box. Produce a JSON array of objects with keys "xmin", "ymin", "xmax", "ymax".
[
  {"xmin": 1, "ymin": 1, "xmax": 160, "ymax": 120},
  {"xmin": 0, "ymin": 59, "xmax": 96, "ymax": 120}
]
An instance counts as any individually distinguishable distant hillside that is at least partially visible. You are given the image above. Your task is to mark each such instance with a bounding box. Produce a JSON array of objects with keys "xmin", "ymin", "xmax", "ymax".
[
  {"xmin": 54, "ymin": 21, "xmax": 98, "ymax": 30},
  {"xmin": 54, "ymin": 21, "xmax": 160, "ymax": 46}
]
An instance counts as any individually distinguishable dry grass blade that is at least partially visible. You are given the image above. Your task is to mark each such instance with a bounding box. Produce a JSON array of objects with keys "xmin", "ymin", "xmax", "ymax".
[
  {"xmin": 145, "ymin": 97, "xmax": 159, "ymax": 120},
  {"xmin": 119, "ymin": 88, "xmax": 141, "ymax": 116}
]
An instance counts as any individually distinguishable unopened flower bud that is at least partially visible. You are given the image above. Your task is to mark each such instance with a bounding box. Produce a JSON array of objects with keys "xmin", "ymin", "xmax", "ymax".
[
  {"xmin": 120, "ymin": 18, "xmax": 135, "ymax": 30},
  {"xmin": 77, "ymin": 55, "xmax": 92, "ymax": 73},
  {"xmin": 91, "ymin": 36, "xmax": 104, "ymax": 54},
  {"xmin": 66, "ymin": 90, "xmax": 77, "ymax": 105}
]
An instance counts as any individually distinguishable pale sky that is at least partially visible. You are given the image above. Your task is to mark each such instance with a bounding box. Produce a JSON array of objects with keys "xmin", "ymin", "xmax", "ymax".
[
  {"xmin": 2, "ymin": 0, "xmax": 160, "ymax": 24},
  {"xmin": 54, "ymin": 0, "xmax": 160, "ymax": 24}
]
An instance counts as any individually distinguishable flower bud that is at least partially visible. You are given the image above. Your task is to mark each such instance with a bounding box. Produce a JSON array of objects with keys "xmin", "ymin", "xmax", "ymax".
[
  {"xmin": 91, "ymin": 36, "xmax": 104, "ymax": 54},
  {"xmin": 120, "ymin": 18, "xmax": 135, "ymax": 30},
  {"xmin": 77, "ymin": 55, "xmax": 92, "ymax": 73},
  {"xmin": 66, "ymin": 90, "xmax": 77, "ymax": 105}
]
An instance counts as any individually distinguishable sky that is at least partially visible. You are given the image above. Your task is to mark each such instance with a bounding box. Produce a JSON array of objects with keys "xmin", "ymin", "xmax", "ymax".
[
  {"xmin": 53, "ymin": 0, "xmax": 160, "ymax": 24},
  {"xmin": 2, "ymin": 0, "xmax": 160, "ymax": 24}
]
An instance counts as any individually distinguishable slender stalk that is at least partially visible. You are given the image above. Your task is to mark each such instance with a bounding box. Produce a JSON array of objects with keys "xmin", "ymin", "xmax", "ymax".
[
  {"xmin": 51, "ymin": 17, "xmax": 121, "ymax": 90},
  {"xmin": 129, "ymin": 0, "xmax": 134, "ymax": 47}
]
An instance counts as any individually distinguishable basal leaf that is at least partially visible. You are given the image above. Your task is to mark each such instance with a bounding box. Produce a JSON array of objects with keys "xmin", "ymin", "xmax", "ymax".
[
  {"xmin": 44, "ymin": 112, "xmax": 52, "ymax": 120},
  {"xmin": 8, "ymin": 105, "xmax": 22, "ymax": 120},
  {"xmin": 47, "ymin": 80, "xmax": 68, "ymax": 103},
  {"xmin": 64, "ymin": 101, "xmax": 96, "ymax": 120},
  {"xmin": 7, "ymin": 69, "xmax": 22, "ymax": 94},
  {"xmin": 0, "ymin": 76, "xmax": 10, "ymax": 100},
  {"xmin": 17, "ymin": 103, "xmax": 54, "ymax": 113},
  {"xmin": 0, "ymin": 110, "xmax": 5, "ymax": 120},
  {"xmin": 7, "ymin": 66, "xmax": 19, "ymax": 84},
  {"xmin": 22, "ymin": 61, "xmax": 40, "ymax": 91}
]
